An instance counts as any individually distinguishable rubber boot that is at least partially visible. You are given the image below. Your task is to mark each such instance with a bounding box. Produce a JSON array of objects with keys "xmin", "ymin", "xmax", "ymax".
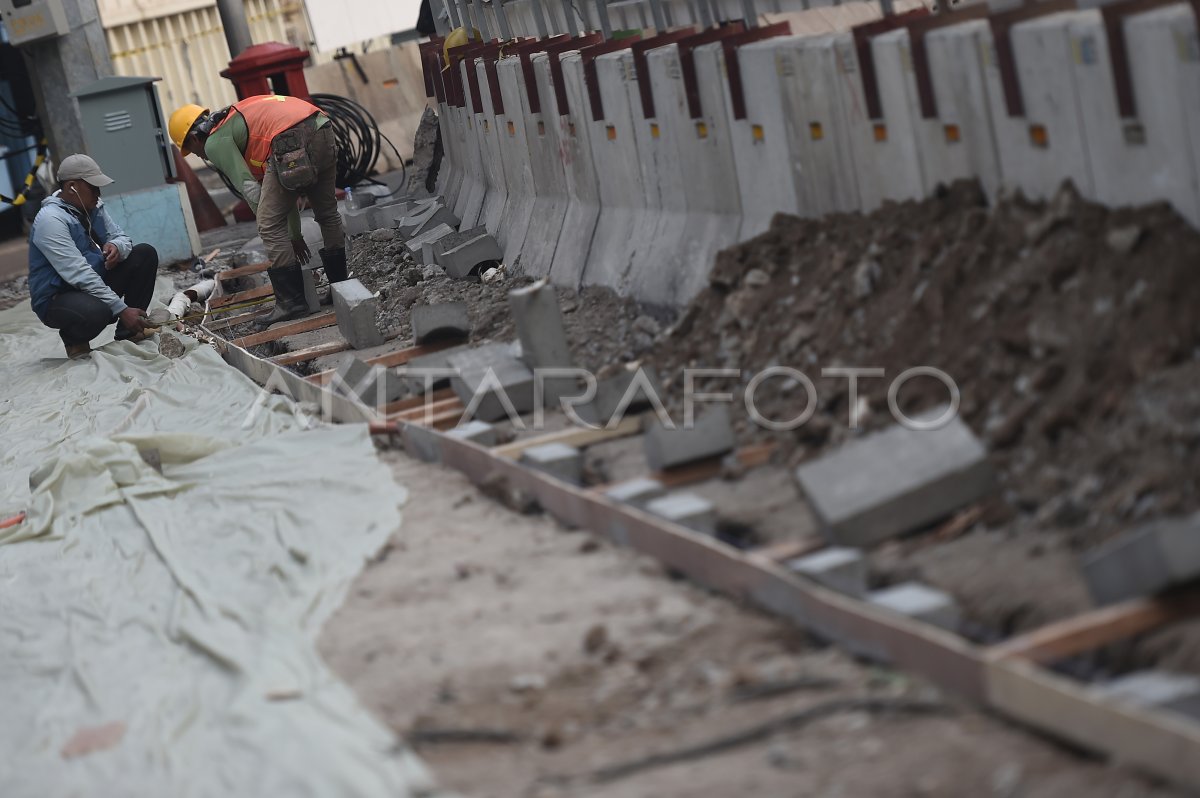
[
  {"xmin": 255, "ymin": 264, "xmax": 313, "ymax": 329},
  {"xmin": 319, "ymin": 246, "xmax": 348, "ymax": 306}
]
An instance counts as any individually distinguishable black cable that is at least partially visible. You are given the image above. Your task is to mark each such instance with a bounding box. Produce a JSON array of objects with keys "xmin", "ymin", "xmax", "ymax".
[{"xmin": 309, "ymin": 93, "xmax": 406, "ymax": 190}]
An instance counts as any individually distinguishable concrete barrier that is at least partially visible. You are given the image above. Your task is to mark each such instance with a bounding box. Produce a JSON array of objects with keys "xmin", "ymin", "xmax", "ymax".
[
  {"xmin": 517, "ymin": 52, "xmax": 574, "ymax": 278},
  {"xmin": 550, "ymin": 51, "xmax": 604, "ymax": 288},
  {"xmin": 494, "ymin": 55, "xmax": 539, "ymax": 268},
  {"xmin": 474, "ymin": 57, "xmax": 510, "ymax": 240},
  {"xmin": 436, "ymin": 101, "xmax": 465, "ymax": 211},
  {"xmin": 452, "ymin": 55, "xmax": 489, "ymax": 228}
]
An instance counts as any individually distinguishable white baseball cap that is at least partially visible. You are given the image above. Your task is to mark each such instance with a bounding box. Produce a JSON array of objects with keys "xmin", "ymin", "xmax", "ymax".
[{"xmin": 57, "ymin": 154, "xmax": 115, "ymax": 187}]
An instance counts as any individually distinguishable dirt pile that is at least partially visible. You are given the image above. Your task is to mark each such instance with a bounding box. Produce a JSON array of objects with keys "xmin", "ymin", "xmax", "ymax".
[{"xmin": 648, "ymin": 181, "xmax": 1200, "ymax": 652}]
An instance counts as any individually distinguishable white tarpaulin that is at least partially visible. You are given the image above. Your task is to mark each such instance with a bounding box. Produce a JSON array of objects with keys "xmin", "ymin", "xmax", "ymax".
[{"xmin": 0, "ymin": 296, "xmax": 443, "ymax": 797}]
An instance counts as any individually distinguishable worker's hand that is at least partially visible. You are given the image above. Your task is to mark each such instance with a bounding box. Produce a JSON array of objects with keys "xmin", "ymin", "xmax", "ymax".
[
  {"xmin": 102, "ymin": 243, "xmax": 121, "ymax": 269},
  {"xmin": 118, "ymin": 307, "xmax": 147, "ymax": 335},
  {"xmin": 292, "ymin": 238, "xmax": 312, "ymax": 265}
]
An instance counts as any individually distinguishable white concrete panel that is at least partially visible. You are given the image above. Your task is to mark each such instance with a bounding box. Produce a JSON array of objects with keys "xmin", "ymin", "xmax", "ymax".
[
  {"xmin": 550, "ymin": 53, "xmax": 603, "ymax": 287},
  {"xmin": 580, "ymin": 51, "xmax": 661, "ymax": 297},
  {"xmin": 1077, "ymin": 7, "xmax": 1200, "ymax": 225},
  {"xmin": 777, "ymin": 34, "xmax": 862, "ymax": 216},
  {"xmin": 980, "ymin": 14, "xmax": 1095, "ymax": 200},
  {"xmin": 495, "ymin": 57, "xmax": 540, "ymax": 268},
  {"xmin": 452, "ymin": 58, "xmax": 488, "ymax": 229},
  {"xmin": 474, "ymin": 59, "xmax": 510, "ymax": 240},
  {"xmin": 434, "ymin": 100, "xmax": 463, "ymax": 209},
  {"xmin": 730, "ymin": 40, "xmax": 802, "ymax": 241},
  {"xmin": 927, "ymin": 21, "xmax": 1003, "ymax": 198},
  {"xmin": 517, "ymin": 54, "xmax": 572, "ymax": 278},
  {"xmin": 845, "ymin": 30, "xmax": 926, "ymax": 210}
]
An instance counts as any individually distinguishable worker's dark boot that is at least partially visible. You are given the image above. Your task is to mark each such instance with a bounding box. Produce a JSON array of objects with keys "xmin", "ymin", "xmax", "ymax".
[
  {"xmin": 255, "ymin": 264, "xmax": 313, "ymax": 329},
  {"xmin": 319, "ymin": 246, "xmax": 348, "ymax": 306}
]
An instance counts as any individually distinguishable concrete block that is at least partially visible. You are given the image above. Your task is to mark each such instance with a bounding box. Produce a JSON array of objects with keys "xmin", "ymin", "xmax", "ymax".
[
  {"xmin": 445, "ymin": 419, "xmax": 497, "ymax": 446},
  {"xmin": 438, "ymin": 233, "xmax": 503, "ymax": 280},
  {"xmin": 450, "ymin": 355, "xmax": 535, "ymax": 422},
  {"xmin": 603, "ymin": 477, "xmax": 667, "ymax": 508},
  {"xmin": 645, "ymin": 493, "xmax": 718, "ymax": 536},
  {"xmin": 519, "ymin": 442, "xmax": 584, "ymax": 484},
  {"xmin": 868, "ymin": 582, "xmax": 961, "ymax": 632},
  {"xmin": 397, "ymin": 202, "xmax": 460, "ymax": 239},
  {"xmin": 351, "ymin": 191, "xmax": 378, "ymax": 209},
  {"xmin": 330, "ymin": 357, "xmax": 408, "ymax": 407},
  {"xmin": 429, "ymin": 225, "xmax": 487, "ymax": 266},
  {"xmin": 406, "ymin": 223, "xmax": 455, "ymax": 264},
  {"xmin": 411, "ymin": 302, "xmax": 470, "ymax": 344},
  {"xmin": 445, "ymin": 341, "xmax": 523, "ymax": 372},
  {"xmin": 367, "ymin": 198, "xmax": 414, "ymax": 230},
  {"xmin": 786, "ymin": 547, "xmax": 868, "ymax": 599},
  {"xmin": 1094, "ymin": 671, "xmax": 1200, "ymax": 720},
  {"xmin": 342, "ymin": 205, "xmax": 375, "ymax": 236},
  {"xmin": 575, "ymin": 367, "xmax": 663, "ymax": 426},
  {"xmin": 332, "ymin": 279, "xmax": 384, "ymax": 349},
  {"xmin": 795, "ymin": 411, "xmax": 994, "ymax": 547},
  {"xmin": 550, "ymin": 53, "xmax": 602, "ymax": 287},
  {"xmin": 643, "ymin": 405, "xmax": 736, "ymax": 471},
  {"xmin": 509, "ymin": 280, "xmax": 571, "ymax": 369},
  {"xmin": 1080, "ymin": 512, "xmax": 1200, "ymax": 606},
  {"xmin": 396, "ymin": 343, "xmax": 471, "ymax": 392}
]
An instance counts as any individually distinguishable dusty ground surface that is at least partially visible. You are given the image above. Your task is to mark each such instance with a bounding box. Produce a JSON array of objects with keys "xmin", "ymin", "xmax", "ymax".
[{"xmin": 319, "ymin": 446, "xmax": 1184, "ymax": 798}]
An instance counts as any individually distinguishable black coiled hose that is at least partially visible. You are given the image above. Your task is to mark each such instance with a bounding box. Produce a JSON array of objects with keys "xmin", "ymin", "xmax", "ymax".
[{"xmin": 310, "ymin": 93, "xmax": 406, "ymax": 191}]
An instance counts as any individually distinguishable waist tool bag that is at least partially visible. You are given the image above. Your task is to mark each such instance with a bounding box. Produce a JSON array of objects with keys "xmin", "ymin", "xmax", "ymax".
[{"xmin": 270, "ymin": 122, "xmax": 318, "ymax": 191}]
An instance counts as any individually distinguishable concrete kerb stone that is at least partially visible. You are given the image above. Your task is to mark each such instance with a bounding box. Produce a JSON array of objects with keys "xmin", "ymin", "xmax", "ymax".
[
  {"xmin": 868, "ymin": 582, "xmax": 962, "ymax": 632},
  {"xmin": 411, "ymin": 301, "xmax": 471, "ymax": 343},
  {"xmin": 396, "ymin": 343, "xmax": 473, "ymax": 393},
  {"xmin": 397, "ymin": 202, "xmax": 461, "ymax": 239},
  {"xmin": 331, "ymin": 357, "xmax": 409, "ymax": 407},
  {"xmin": 332, "ymin": 278, "xmax": 385, "ymax": 349},
  {"xmin": 604, "ymin": 476, "xmax": 667, "ymax": 507},
  {"xmin": 474, "ymin": 58, "xmax": 510, "ymax": 240},
  {"xmin": 519, "ymin": 441, "xmax": 584, "ymax": 484},
  {"xmin": 645, "ymin": 492, "xmax": 718, "ymax": 536},
  {"xmin": 446, "ymin": 419, "xmax": 498, "ymax": 446},
  {"xmin": 494, "ymin": 56, "xmax": 539, "ymax": 268},
  {"xmin": 439, "ymin": 233, "xmax": 503, "ymax": 279},
  {"xmin": 508, "ymin": 280, "xmax": 574, "ymax": 404},
  {"xmin": 430, "ymin": 225, "xmax": 487, "ymax": 266},
  {"xmin": 406, "ymin": 223, "xmax": 456, "ymax": 264},
  {"xmin": 795, "ymin": 410, "xmax": 994, "ymax": 547},
  {"xmin": 550, "ymin": 53, "xmax": 603, "ymax": 289},
  {"xmin": 369, "ymin": 197, "xmax": 417, "ymax": 230},
  {"xmin": 643, "ymin": 404, "xmax": 736, "ymax": 471},
  {"xmin": 1080, "ymin": 511, "xmax": 1200, "ymax": 606},
  {"xmin": 575, "ymin": 366, "xmax": 663, "ymax": 427},
  {"xmin": 447, "ymin": 342, "xmax": 533, "ymax": 421},
  {"xmin": 786, "ymin": 547, "xmax": 867, "ymax": 599}
]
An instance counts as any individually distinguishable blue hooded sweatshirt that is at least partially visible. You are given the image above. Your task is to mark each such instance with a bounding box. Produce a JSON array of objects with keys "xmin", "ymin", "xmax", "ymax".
[{"xmin": 28, "ymin": 193, "xmax": 133, "ymax": 320}]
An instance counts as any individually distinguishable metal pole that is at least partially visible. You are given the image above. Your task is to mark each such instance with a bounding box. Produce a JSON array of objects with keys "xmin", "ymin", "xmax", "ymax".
[
  {"xmin": 647, "ymin": 0, "xmax": 668, "ymax": 30},
  {"xmin": 531, "ymin": 0, "xmax": 551, "ymax": 37},
  {"xmin": 594, "ymin": 0, "xmax": 613, "ymax": 37},
  {"xmin": 443, "ymin": 0, "xmax": 461, "ymax": 29},
  {"xmin": 561, "ymin": 0, "xmax": 581, "ymax": 35},
  {"xmin": 495, "ymin": 0, "xmax": 514, "ymax": 39},
  {"xmin": 215, "ymin": 0, "xmax": 255, "ymax": 57}
]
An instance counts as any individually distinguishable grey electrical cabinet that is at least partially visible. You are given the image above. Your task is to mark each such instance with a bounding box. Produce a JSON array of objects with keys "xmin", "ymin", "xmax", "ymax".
[{"xmin": 71, "ymin": 76, "xmax": 176, "ymax": 195}]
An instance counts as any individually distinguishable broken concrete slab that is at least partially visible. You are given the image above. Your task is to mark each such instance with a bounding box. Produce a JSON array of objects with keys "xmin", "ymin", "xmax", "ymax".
[
  {"xmin": 1080, "ymin": 511, "xmax": 1200, "ymax": 606},
  {"xmin": 575, "ymin": 366, "xmax": 664, "ymax": 426},
  {"xmin": 643, "ymin": 405, "xmax": 736, "ymax": 471},
  {"xmin": 332, "ymin": 279, "xmax": 384, "ymax": 349},
  {"xmin": 411, "ymin": 302, "xmax": 470, "ymax": 344},
  {"xmin": 868, "ymin": 582, "xmax": 961, "ymax": 632},
  {"xmin": 787, "ymin": 547, "xmax": 868, "ymax": 599},
  {"xmin": 445, "ymin": 419, "xmax": 497, "ymax": 447},
  {"xmin": 397, "ymin": 202, "xmax": 459, "ymax": 239},
  {"xmin": 438, "ymin": 233, "xmax": 503, "ymax": 280},
  {"xmin": 645, "ymin": 493, "xmax": 718, "ymax": 536},
  {"xmin": 1093, "ymin": 671, "xmax": 1200, "ymax": 721},
  {"xmin": 795, "ymin": 411, "xmax": 994, "ymax": 547},
  {"xmin": 519, "ymin": 442, "xmax": 584, "ymax": 484},
  {"xmin": 450, "ymin": 356, "xmax": 535, "ymax": 422},
  {"xmin": 603, "ymin": 477, "xmax": 667, "ymax": 508}
]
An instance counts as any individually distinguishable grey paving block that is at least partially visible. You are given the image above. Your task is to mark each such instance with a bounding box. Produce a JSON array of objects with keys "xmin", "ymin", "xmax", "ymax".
[
  {"xmin": 1081, "ymin": 511, "xmax": 1200, "ymax": 606},
  {"xmin": 332, "ymin": 278, "xmax": 384, "ymax": 349},
  {"xmin": 603, "ymin": 477, "xmax": 666, "ymax": 508},
  {"xmin": 786, "ymin": 547, "xmax": 867, "ymax": 599},
  {"xmin": 576, "ymin": 367, "xmax": 664, "ymax": 426},
  {"xmin": 520, "ymin": 442, "xmax": 583, "ymax": 484},
  {"xmin": 397, "ymin": 202, "xmax": 459, "ymax": 239},
  {"xmin": 438, "ymin": 233, "xmax": 502, "ymax": 280},
  {"xmin": 411, "ymin": 302, "xmax": 470, "ymax": 344},
  {"xmin": 868, "ymin": 582, "xmax": 961, "ymax": 632},
  {"xmin": 643, "ymin": 405, "xmax": 735, "ymax": 471},
  {"xmin": 368, "ymin": 197, "xmax": 417, "ymax": 230},
  {"xmin": 406, "ymin": 223, "xmax": 455, "ymax": 263},
  {"xmin": 1093, "ymin": 671, "xmax": 1200, "ymax": 721},
  {"xmin": 795, "ymin": 410, "xmax": 994, "ymax": 547},
  {"xmin": 450, "ymin": 356, "xmax": 534, "ymax": 422},
  {"xmin": 645, "ymin": 493, "xmax": 718, "ymax": 536},
  {"xmin": 445, "ymin": 420, "xmax": 497, "ymax": 447}
]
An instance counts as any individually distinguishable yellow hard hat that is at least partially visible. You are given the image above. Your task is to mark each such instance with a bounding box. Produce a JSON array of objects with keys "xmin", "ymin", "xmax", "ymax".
[
  {"xmin": 169, "ymin": 103, "xmax": 209, "ymax": 155},
  {"xmin": 442, "ymin": 27, "xmax": 481, "ymax": 69}
]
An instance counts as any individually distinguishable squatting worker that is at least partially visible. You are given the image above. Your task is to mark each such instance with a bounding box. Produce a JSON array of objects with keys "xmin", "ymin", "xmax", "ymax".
[
  {"xmin": 168, "ymin": 95, "xmax": 348, "ymax": 330},
  {"xmin": 28, "ymin": 154, "xmax": 158, "ymax": 359}
]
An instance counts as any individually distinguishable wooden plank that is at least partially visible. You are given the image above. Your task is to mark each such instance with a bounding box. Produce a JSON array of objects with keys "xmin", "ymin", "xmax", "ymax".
[
  {"xmin": 379, "ymin": 387, "xmax": 457, "ymax": 416},
  {"xmin": 650, "ymin": 442, "xmax": 776, "ymax": 488},
  {"xmin": 987, "ymin": 657, "xmax": 1200, "ymax": 789},
  {"xmin": 218, "ymin": 261, "xmax": 270, "ymax": 281},
  {"xmin": 268, "ymin": 340, "xmax": 349, "ymax": 366},
  {"xmin": 491, "ymin": 415, "xmax": 643, "ymax": 458},
  {"xmin": 985, "ymin": 587, "xmax": 1200, "ymax": 665},
  {"xmin": 210, "ymin": 283, "xmax": 274, "ymax": 309},
  {"xmin": 308, "ymin": 338, "xmax": 460, "ymax": 385},
  {"xmin": 231, "ymin": 311, "xmax": 336, "ymax": 348},
  {"xmin": 389, "ymin": 396, "xmax": 463, "ymax": 422},
  {"xmin": 205, "ymin": 307, "xmax": 267, "ymax": 331},
  {"xmin": 748, "ymin": 538, "xmax": 826, "ymax": 565}
]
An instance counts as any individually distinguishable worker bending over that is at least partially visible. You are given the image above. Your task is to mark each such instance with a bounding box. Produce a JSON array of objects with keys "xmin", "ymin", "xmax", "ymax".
[
  {"xmin": 28, "ymin": 154, "xmax": 157, "ymax": 359},
  {"xmin": 169, "ymin": 95, "xmax": 348, "ymax": 329}
]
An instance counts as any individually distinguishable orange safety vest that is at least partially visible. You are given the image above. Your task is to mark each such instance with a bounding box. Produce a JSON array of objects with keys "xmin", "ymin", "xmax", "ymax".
[{"xmin": 212, "ymin": 94, "xmax": 320, "ymax": 180}]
